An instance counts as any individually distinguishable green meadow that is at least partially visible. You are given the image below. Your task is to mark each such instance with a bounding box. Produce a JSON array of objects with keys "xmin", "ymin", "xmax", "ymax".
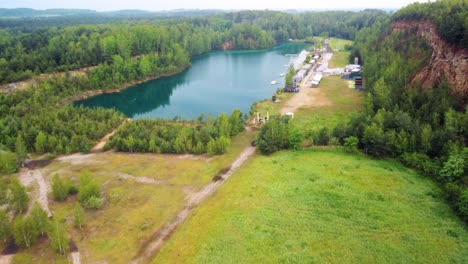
[{"xmin": 155, "ymin": 150, "xmax": 468, "ymax": 263}]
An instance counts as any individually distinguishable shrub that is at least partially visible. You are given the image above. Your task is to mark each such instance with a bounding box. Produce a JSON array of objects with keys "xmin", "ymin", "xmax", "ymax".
[
  {"xmin": 78, "ymin": 170, "xmax": 102, "ymax": 209},
  {"xmin": 73, "ymin": 204, "xmax": 86, "ymax": 229},
  {"xmin": 257, "ymin": 116, "xmax": 289, "ymax": 155},
  {"xmin": 458, "ymin": 189, "xmax": 468, "ymax": 218},
  {"xmin": 83, "ymin": 197, "xmax": 103, "ymax": 209},
  {"xmin": 343, "ymin": 136, "xmax": 359, "ymax": 152},
  {"xmin": 400, "ymin": 152, "xmax": 440, "ymax": 177},
  {"xmin": 439, "ymin": 152, "xmax": 465, "ymax": 182},
  {"xmin": 0, "ymin": 151, "xmax": 19, "ymax": 174},
  {"xmin": 9, "ymin": 179, "xmax": 29, "ymax": 213},
  {"xmin": 13, "ymin": 216, "xmax": 39, "ymax": 248},
  {"xmin": 317, "ymin": 127, "xmax": 331, "ymax": 146},
  {"xmin": 288, "ymin": 123, "xmax": 304, "ymax": 150},
  {"xmin": 52, "ymin": 174, "xmax": 68, "ymax": 201}
]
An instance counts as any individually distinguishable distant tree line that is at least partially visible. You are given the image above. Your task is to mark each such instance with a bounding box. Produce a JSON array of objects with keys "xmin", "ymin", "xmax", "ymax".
[
  {"xmin": 0, "ymin": 9, "xmax": 388, "ymax": 84},
  {"xmin": 108, "ymin": 109, "xmax": 245, "ymax": 155}
]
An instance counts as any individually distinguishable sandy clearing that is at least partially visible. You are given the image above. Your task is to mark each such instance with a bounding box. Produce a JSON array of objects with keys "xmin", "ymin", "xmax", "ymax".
[
  {"xmin": 117, "ymin": 172, "xmax": 166, "ymax": 185},
  {"xmin": 0, "ymin": 255, "xmax": 13, "ymax": 264},
  {"xmin": 91, "ymin": 131, "xmax": 117, "ymax": 152},
  {"xmin": 18, "ymin": 168, "xmax": 52, "ymax": 218},
  {"xmin": 56, "ymin": 153, "xmax": 104, "ymax": 166},
  {"xmin": 130, "ymin": 146, "xmax": 256, "ymax": 264},
  {"xmin": 71, "ymin": 252, "xmax": 81, "ymax": 264}
]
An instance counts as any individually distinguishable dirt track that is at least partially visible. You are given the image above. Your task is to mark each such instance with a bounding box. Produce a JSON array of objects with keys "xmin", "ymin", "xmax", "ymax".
[
  {"xmin": 18, "ymin": 168, "xmax": 52, "ymax": 218},
  {"xmin": 280, "ymin": 52, "xmax": 333, "ymax": 115},
  {"xmin": 130, "ymin": 146, "xmax": 256, "ymax": 264}
]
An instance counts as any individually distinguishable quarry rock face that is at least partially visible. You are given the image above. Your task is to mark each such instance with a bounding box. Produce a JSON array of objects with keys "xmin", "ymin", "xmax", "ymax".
[{"xmin": 393, "ymin": 20, "xmax": 468, "ymax": 95}]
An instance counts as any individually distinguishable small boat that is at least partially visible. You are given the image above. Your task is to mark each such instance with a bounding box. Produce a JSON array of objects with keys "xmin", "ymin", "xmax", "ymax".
[
  {"xmin": 280, "ymin": 73, "xmax": 285, "ymax": 77},
  {"xmin": 284, "ymin": 64, "xmax": 289, "ymax": 67},
  {"xmin": 271, "ymin": 80, "xmax": 277, "ymax": 85}
]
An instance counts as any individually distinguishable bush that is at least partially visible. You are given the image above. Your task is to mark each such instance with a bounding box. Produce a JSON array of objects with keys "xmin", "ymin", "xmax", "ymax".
[
  {"xmin": 400, "ymin": 152, "xmax": 440, "ymax": 177},
  {"xmin": 317, "ymin": 127, "xmax": 331, "ymax": 146},
  {"xmin": 257, "ymin": 116, "xmax": 289, "ymax": 155},
  {"xmin": 0, "ymin": 151, "xmax": 19, "ymax": 174},
  {"xmin": 52, "ymin": 174, "xmax": 68, "ymax": 201},
  {"xmin": 78, "ymin": 170, "xmax": 102, "ymax": 209},
  {"xmin": 288, "ymin": 123, "xmax": 304, "ymax": 150},
  {"xmin": 207, "ymin": 136, "xmax": 231, "ymax": 156},
  {"xmin": 343, "ymin": 136, "xmax": 359, "ymax": 152},
  {"xmin": 9, "ymin": 179, "xmax": 29, "ymax": 213},
  {"xmin": 458, "ymin": 189, "xmax": 468, "ymax": 218},
  {"xmin": 439, "ymin": 152, "xmax": 465, "ymax": 182},
  {"xmin": 83, "ymin": 197, "xmax": 103, "ymax": 209}
]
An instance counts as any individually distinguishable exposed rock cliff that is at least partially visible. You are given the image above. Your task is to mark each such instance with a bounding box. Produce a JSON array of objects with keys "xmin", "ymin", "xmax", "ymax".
[{"xmin": 392, "ymin": 20, "xmax": 468, "ymax": 95}]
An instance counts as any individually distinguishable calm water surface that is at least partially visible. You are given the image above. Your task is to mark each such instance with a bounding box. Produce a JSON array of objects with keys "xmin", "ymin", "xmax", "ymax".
[{"xmin": 76, "ymin": 43, "xmax": 310, "ymax": 119}]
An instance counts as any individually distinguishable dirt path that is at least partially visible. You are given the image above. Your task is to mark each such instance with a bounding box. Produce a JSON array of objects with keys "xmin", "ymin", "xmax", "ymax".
[
  {"xmin": 280, "ymin": 52, "xmax": 333, "ymax": 115},
  {"xmin": 18, "ymin": 168, "xmax": 52, "ymax": 218},
  {"xmin": 130, "ymin": 146, "xmax": 256, "ymax": 264},
  {"xmin": 70, "ymin": 252, "xmax": 81, "ymax": 264},
  {"xmin": 0, "ymin": 255, "xmax": 13, "ymax": 264},
  {"xmin": 91, "ymin": 119, "xmax": 130, "ymax": 152},
  {"xmin": 92, "ymin": 130, "xmax": 118, "ymax": 152},
  {"xmin": 118, "ymin": 172, "xmax": 165, "ymax": 185}
]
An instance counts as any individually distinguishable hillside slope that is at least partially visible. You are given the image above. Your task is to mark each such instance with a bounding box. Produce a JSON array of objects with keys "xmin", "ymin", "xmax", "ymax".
[
  {"xmin": 155, "ymin": 150, "xmax": 468, "ymax": 263},
  {"xmin": 392, "ymin": 20, "xmax": 468, "ymax": 95}
]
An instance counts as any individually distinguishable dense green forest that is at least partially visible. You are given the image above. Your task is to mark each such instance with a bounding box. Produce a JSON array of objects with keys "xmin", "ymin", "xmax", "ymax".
[
  {"xmin": 0, "ymin": 9, "xmax": 386, "ymax": 84},
  {"xmin": 108, "ymin": 109, "xmax": 245, "ymax": 155}
]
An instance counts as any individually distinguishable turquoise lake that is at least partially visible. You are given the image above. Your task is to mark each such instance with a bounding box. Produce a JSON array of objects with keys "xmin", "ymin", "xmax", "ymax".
[{"xmin": 75, "ymin": 43, "xmax": 310, "ymax": 119}]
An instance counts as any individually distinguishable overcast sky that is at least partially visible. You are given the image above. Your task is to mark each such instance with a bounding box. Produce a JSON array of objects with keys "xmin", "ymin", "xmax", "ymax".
[{"xmin": 0, "ymin": 0, "xmax": 424, "ymax": 11}]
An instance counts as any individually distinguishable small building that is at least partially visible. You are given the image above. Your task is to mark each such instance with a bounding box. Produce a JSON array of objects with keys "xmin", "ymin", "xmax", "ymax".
[
  {"xmin": 344, "ymin": 64, "xmax": 361, "ymax": 73},
  {"xmin": 293, "ymin": 75, "xmax": 302, "ymax": 85},
  {"xmin": 302, "ymin": 64, "xmax": 313, "ymax": 73},
  {"xmin": 311, "ymin": 73, "xmax": 323, "ymax": 88},
  {"xmin": 309, "ymin": 59, "xmax": 316, "ymax": 64}
]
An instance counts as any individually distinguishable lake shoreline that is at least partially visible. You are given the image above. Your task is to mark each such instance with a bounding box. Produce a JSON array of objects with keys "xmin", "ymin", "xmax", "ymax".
[
  {"xmin": 77, "ymin": 42, "xmax": 310, "ymax": 119},
  {"xmin": 62, "ymin": 65, "xmax": 191, "ymax": 105}
]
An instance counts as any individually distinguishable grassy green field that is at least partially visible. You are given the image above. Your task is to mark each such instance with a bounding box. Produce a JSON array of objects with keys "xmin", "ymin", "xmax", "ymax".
[
  {"xmin": 292, "ymin": 75, "xmax": 363, "ymax": 132},
  {"xmin": 328, "ymin": 38, "xmax": 353, "ymax": 68},
  {"xmin": 329, "ymin": 37, "xmax": 353, "ymax": 51},
  {"xmin": 329, "ymin": 51, "xmax": 351, "ymax": 68},
  {"xmin": 154, "ymin": 150, "xmax": 468, "ymax": 263}
]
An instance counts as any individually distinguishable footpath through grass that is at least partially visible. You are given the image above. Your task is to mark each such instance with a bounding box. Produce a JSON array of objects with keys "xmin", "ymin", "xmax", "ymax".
[{"xmin": 155, "ymin": 150, "xmax": 468, "ymax": 263}]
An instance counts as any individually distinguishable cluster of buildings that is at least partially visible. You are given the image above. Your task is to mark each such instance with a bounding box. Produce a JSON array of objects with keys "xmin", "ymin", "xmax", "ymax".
[{"xmin": 292, "ymin": 53, "xmax": 321, "ymax": 87}]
